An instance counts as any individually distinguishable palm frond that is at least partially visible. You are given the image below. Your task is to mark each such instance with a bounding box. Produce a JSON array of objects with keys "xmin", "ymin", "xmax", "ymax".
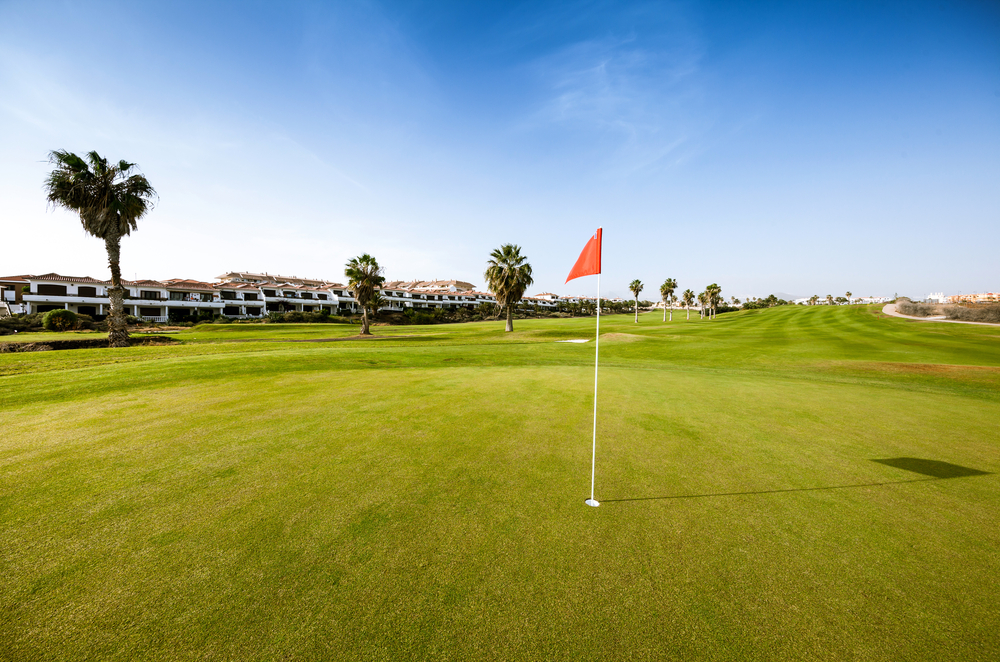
[
  {"xmin": 484, "ymin": 243, "xmax": 533, "ymax": 309},
  {"xmin": 44, "ymin": 149, "xmax": 157, "ymax": 239}
]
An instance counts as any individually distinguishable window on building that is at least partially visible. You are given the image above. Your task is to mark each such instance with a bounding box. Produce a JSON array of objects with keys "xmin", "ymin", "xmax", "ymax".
[
  {"xmin": 140, "ymin": 290, "xmax": 159, "ymax": 300},
  {"xmin": 38, "ymin": 284, "xmax": 67, "ymax": 296},
  {"xmin": 169, "ymin": 292, "xmax": 185, "ymax": 301},
  {"xmin": 78, "ymin": 286, "xmax": 97, "ymax": 297}
]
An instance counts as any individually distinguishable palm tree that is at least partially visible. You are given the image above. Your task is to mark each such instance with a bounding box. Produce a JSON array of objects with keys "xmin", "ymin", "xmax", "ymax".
[
  {"xmin": 846, "ymin": 291, "xmax": 852, "ymax": 305},
  {"xmin": 698, "ymin": 291, "xmax": 707, "ymax": 318},
  {"xmin": 660, "ymin": 278, "xmax": 677, "ymax": 322},
  {"xmin": 43, "ymin": 150, "xmax": 156, "ymax": 347},
  {"xmin": 682, "ymin": 289, "xmax": 695, "ymax": 320},
  {"xmin": 629, "ymin": 279, "xmax": 644, "ymax": 323},
  {"xmin": 484, "ymin": 244, "xmax": 534, "ymax": 332},
  {"xmin": 345, "ymin": 253, "xmax": 385, "ymax": 335},
  {"xmin": 826, "ymin": 294, "xmax": 834, "ymax": 306},
  {"xmin": 809, "ymin": 295, "xmax": 819, "ymax": 306},
  {"xmin": 706, "ymin": 283, "xmax": 722, "ymax": 319}
]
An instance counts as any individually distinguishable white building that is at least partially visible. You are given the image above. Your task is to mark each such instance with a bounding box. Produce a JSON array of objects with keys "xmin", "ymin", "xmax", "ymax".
[{"xmin": 2, "ymin": 269, "xmax": 638, "ymax": 321}]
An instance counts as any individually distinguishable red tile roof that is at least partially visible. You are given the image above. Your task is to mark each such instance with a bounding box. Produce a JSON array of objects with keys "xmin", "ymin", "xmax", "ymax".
[{"xmin": 30, "ymin": 273, "xmax": 109, "ymax": 284}]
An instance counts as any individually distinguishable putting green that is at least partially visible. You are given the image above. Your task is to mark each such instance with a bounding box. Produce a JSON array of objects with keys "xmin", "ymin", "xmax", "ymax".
[{"xmin": 1, "ymin": 306, "xmax": 998, "ymax": 660}]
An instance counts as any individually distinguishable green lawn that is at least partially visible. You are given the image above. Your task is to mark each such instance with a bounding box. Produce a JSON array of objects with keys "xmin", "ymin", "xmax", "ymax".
[{"xmin": 2, "ymin": 306, "xmax": 998, "ymax": 661}]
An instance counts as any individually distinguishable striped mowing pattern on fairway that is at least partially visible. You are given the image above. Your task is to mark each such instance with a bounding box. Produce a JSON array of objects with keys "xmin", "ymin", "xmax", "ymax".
[{"xmin": 1, "ymin": 305, "xmax": 999, "ymax": 661}]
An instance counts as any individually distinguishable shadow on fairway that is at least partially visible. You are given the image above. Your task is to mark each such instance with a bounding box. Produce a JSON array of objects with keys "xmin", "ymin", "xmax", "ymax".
[
  {"xmin": 602, "ymin": 459, "xmax": 991, "ymax": 503},
  {"xmin": 871, "ymin": 457, "xmax": 992, "ymax": 479}
]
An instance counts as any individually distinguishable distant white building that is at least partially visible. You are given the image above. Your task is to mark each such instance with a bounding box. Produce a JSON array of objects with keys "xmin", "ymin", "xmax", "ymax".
[{"xmin": 926, "ymin": 292, "xmax": 947, "ymax": 304}]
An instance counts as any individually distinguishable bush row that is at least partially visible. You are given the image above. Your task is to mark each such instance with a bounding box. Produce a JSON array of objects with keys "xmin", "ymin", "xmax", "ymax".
[
  {"xmin": 896, "ymin": 301, "xmax": 942, "ymax": 317},
  {"xmin": 946, "ymin": 304, "xmax": 1000, "ymax": 324},
  {"xmin": 1, "ymin": 312, "xmax": 105, "ymax": 335}
]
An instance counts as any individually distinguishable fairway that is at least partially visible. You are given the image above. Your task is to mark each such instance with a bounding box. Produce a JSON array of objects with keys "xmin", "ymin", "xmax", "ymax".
[{"xmin": 2, "ymin": 306, "xmax": 999, "ymax": 661}]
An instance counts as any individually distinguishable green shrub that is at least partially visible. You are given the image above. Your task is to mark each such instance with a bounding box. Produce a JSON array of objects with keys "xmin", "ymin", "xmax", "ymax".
[
  {"xmin": 42, "ymin": 309, "xmax": 78, "ymax": 331},
  {"xmin": 283, "ymin": 311, "xmax": 305, "ymax": 323},
  {"xmin": 267, "ymin": 312, "xmax": 284, "ymax": 323},
  {"xmin": 0, "ymin": 313, "xmax": 43, "ymax": 335}
]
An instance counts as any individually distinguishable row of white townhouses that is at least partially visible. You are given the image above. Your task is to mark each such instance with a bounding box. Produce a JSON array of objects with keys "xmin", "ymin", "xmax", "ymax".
[{"xmin": 0, "ymin": 271, "xmax": 605, "ymax": 322}]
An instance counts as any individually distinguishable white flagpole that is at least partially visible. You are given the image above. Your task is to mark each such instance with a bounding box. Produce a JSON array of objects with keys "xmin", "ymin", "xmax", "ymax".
[{"xmin": 586, "ymin": 272, "xmax": 601, "ymax": 507}]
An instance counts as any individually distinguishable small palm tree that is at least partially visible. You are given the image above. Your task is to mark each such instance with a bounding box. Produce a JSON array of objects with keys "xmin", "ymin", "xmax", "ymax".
[
  {"xmin": 826, "ymin": 294, "xmax": 834, "ymax": 306},
  {"xmin": 484, "ymin": 244, "xmax": 534, "ymax": 332},
  {"xmin": 345, "ymin": 254, "xmax": 385, "ymax": 335},
  {"xmin": 660, "ymin": 278, "xmax": 677, "ymax": 322},
  {"xmin": 629, "ymin": 279, "xmax": 644, "ymax": 323},
  {"xmin": 44, "ymin": 150, "xmax": 157, "ymax": 347},
  {"xmin": 846, "ymin": 291, "xmax": 852, "ymax": 305},
  {"xmin": 809, "ymin": 295, "xmax": 819, "ymax": 306},
  {"xmin": 681, "ymin": 289, "xmax": 694, "ymax": 320}
]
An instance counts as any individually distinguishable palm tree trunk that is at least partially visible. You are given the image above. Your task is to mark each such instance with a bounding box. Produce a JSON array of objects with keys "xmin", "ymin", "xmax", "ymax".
[
  {"xmin": 360, "ymin": 306, "xmax": 370, "ymax": 335},
  {"xmin": 686, "ymin": 305, "xmax": 689, "ymax": 320},
  {"xmin": 662, "ymin": 301, "xmax": 666, "ymax": 322},
  {"xmin": 104, "ymin": 234, "xmax": 130, "ymax": 348},
  {"xmin": 669, "ymin": 299, "xmax": 673, "ymax": 322},
  {"xmin": 634, "ymin": 298, "xmax": 638, "ymax": 323},
  {"xmin": 505, "ymin": 305, "xmax": 513, "ymax": 332}
]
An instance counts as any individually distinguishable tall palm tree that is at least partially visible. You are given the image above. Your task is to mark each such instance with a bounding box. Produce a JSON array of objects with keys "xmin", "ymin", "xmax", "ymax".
[
  {"xmin": 629, "ymin": 279, "xmax": 644, "ymax": 323},
  {"xmin": 660, "ymin": 278, "xmax": 677, "ymax": 322},
  {"xmin": 698, "ymin": 291, "xmax": 706, "ymax": 318},
  {"xmin": 706, "ymin": 283, "xmax": 722, "ymax": 320},
  {"xmin": 682, "ymin": 289, "xmax": 695, "ymax": 320},
  {"xmin": 345, "ymin": 254, "xmax": 385, "ymax": 335},
  {"xmin": 44, "ymin": 150, "xmax": 156, "ymax": 347},
  {"xmin": 484, "ymin": 244, "xmax": 534, "ymax": 332}
]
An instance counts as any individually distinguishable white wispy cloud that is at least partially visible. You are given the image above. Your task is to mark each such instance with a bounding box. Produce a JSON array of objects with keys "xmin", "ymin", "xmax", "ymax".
[{"xmin": 518, "ymin": 26, "xmax": 708, "ymax": 175}]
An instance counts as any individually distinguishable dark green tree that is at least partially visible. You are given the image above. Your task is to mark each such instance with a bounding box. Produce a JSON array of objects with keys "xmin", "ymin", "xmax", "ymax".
[
  {"xmin": 484, "ymin": 244, "xmax": 534, "ymax": 332},
  {"xmin": 345, "ymin": 254, "xmax": 386, "ymax": 335},
  {"xmin": 44, "ymin": 150, "xmax": 157, "ymax": 347}
]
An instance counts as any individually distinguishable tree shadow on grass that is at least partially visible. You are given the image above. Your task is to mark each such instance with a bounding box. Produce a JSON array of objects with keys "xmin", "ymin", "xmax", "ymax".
[
  {"xmin": 601, "ymin": 458, "xmax": 991, "ymax": 503},
  {"xmin": 871, "ymin": 457, "xmax": 991, "ymax": 479}
]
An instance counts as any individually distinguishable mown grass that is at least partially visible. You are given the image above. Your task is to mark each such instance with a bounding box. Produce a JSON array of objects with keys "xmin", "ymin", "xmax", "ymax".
[{"xmin": 1, "ymin": 305, "xmax": 998, "ymax": 661}]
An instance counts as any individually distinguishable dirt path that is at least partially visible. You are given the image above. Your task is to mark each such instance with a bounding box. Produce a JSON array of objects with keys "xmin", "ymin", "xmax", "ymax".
[{"xmin": 882, "ymin": 304, "xmax": 1000, "ymax": 327}]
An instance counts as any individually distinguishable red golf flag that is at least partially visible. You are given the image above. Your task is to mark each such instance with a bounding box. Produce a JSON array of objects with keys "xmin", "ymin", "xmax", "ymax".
[{"xmin": 565, "ymin": 228, "xmax": 602, "ymax": 283}]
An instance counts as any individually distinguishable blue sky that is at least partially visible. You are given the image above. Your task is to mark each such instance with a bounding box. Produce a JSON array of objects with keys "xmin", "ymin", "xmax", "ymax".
[{"xmin": 1, "ymin": 0, "xmax": 997, "ymax": 300}]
